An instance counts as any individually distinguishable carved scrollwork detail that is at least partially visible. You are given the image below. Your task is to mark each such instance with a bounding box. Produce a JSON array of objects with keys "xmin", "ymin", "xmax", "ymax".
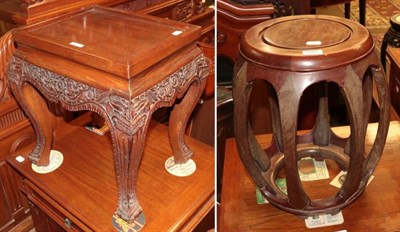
[
  {"xmin": 272, "ymin": 0, "xmax": 295, "ymax": 17},
  {"xmin": 8, "ymin": 54, "xmax": 208, "ymax": 135},
  {"xmin": 193, "ymin": 0, "xmax": 206, "ymax": 14},
  {"xmin": 217, "ymin": 31, "xmax": 227, "ymax": 48},
  {"xmin": 171, "ymin": 0, "xmax": 195, "ymax": 21},
  {"xmin": 0, "ymin": 31, "xmax": 15, "ymax": 102}
]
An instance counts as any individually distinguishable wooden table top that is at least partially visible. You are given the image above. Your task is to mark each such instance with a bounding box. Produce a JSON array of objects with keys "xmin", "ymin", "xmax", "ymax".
[
  {"xmin": 0, "ymin": 0, "xmax": 128, "ymax": 25},
  {"xmin": 7, "ymin": 114, "xmax": 214, "ymax": 231},
  {"xmin": 12, "ymin": 6, "xmax": 201, "ymax": 79},
  {"xmin": 219, "ymin": 121, "xmax": 400, "ymax": 231},
  {"xmin": 240, "ymin": 15, "xmax": 373, "ymax": 72}
]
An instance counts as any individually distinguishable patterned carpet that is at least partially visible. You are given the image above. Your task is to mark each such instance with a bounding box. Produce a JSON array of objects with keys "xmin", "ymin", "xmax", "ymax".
[
  {"xmin": 319, "ymin": 0, "xmax": 400, "ymax": 50},
  {"xmin": 348, "ymin": 0, "xmax": 400, "ymax": 48}
]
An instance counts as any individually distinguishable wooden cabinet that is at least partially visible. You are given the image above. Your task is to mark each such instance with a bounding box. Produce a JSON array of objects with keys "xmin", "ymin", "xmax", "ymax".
[
  {"xmin": 0, "ymin": 0, "xmax": 128, "ymax": 30},
  {"xmin": 0, "ymin": 22, "xmax": 33, "ymax": 231},
  {"xmin": 0, "ymin": 68, "xmax": 35, "ymax": 232},
  {"xmin": 7, "ymin": 114, "xmax": 214, "ymax": 231},
  {"xmin": 27, "ymin": 201, "xmax": 65, "ymax": 232},
  {"xmin": 386, "ymin": 47, "xmax": 400, "ymax": 117}
]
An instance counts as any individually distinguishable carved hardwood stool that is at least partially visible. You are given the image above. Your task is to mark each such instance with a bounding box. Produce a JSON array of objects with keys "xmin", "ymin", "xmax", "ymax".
[
  {"xmin": 233, "ymin": 15, "xmax": 390, "ymax": 216},
  {"xmin": 6, "ymin": 6, "xmax": 208, "ymax": 231}
]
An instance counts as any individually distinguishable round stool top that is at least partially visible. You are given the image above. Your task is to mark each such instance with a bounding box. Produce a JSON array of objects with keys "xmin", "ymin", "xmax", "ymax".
[{"xmin": 240, "ymin": 15, "xmax": 374, "ymax": 71}]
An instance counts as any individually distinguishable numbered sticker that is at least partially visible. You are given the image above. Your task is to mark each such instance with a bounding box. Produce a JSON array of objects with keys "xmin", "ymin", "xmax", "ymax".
[
  {"xmin": 305, "ymin": 211, "xmax": 344, "ymax": 228},
  {"xmin": 302, "ymin": 49, "xmax": 324, "ymax": 56}
]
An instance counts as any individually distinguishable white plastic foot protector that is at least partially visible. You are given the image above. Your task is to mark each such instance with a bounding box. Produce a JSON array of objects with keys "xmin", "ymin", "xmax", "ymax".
[
  {"xmin": 32, "ymin": 150, "xmax": 64, "ymax": 174},
  {"xmin": 165, "ymin": 156, "xmax": 196, "ymax": 177}
]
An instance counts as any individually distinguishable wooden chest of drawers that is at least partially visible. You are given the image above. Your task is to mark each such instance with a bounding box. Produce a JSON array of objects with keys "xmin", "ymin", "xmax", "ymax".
[{"xmin": 7, "ymin": 114, "xmax": 214, "ymax": 231}]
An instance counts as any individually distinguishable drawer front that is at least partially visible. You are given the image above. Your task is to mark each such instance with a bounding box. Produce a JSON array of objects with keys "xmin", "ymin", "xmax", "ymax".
[{"xmin": 23, "ymin": 179, "xmax": 90, "ymax": 231}]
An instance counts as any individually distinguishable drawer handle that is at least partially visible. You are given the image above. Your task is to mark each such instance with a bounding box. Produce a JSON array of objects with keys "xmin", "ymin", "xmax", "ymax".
[{"xmin": 64, "ymin": 218, "xmax": 72, "ymax": 229}]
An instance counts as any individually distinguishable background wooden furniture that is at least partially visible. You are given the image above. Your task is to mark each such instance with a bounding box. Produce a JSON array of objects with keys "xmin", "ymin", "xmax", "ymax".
[
  {"xmin": 216, "ymin": 0, "xmax": 275, "ymax": 135},
  {"xmin": 0, "ymin": 110, "xmax": 34, "ymax": 232},
  {"xmin": 7, "ymin": 114, "xmax": 214, "ymax": 231},
  {"xmin": 287, "ymin": 0, "xmax": 366, "ymax": 25},
  {"xmin": 216, "ymin": 86, "xmax": 233, "ymax": 201},
  {"xmin": 216, "ymin": 0, "xmax": 274, "ymax": 64},
  {"xmin": 0, "ymin": 0, "xmax": 129, "ymax": 28},
  {"xmin": 386, "ymin": 47, "xmax": 400, "ymax": 117},
  {"xmin": 311, "ymin": 0, "xmax": 352, "ymax": 19},
  {"xmin": 219, "ymin": 121, "xmax": 400, "ymax": 231},
  {"xmin": 0, "ymin": 26, "xmax": 35, "ymax": 232}
]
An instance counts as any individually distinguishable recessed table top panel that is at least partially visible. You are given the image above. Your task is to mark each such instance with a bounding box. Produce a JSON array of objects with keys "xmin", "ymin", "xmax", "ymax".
[
  {"xmin": 12, "ymin": 6, "xmax": 201, "ymax": 78},
  {"xmin": 240, "ymin": 15, "xmax": 374, "ymax": 71},
  {"xmin": 262, "ymin": 18, "xmax": 351, "ymax": 50}
]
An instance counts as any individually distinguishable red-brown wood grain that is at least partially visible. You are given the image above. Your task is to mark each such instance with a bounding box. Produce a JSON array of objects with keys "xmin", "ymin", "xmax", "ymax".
[
  {"xmin": 219, "ymin": 122, "xmax": 400, "ymax": 231},
  {"xmin": 8, "ymin": 114, "xmax": 214, "ymax": 231}
]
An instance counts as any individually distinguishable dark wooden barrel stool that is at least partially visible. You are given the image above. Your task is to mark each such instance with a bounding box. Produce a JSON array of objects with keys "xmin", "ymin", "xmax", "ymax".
[{"xmin": 233, "ymin": 15, "xmax": 390, "ymax": 216}]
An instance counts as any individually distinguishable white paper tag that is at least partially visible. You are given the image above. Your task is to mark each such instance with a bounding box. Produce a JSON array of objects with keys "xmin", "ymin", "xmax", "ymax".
[
  {"xmin": 306, "ymin": 41, "xmax": 322, "ymax": 46},
  {"xmin": 302, "ymin": 49, "xmax": 324, "ymax": 55},
  {"xmin": 171, "ymin": 30, "xmax": 183, "ymax": 36},
  {"xmin": 165, "ymin": 156, "xmax": 196, "ymax": 177},
  {"xmin": 330, "ymin": 170, "xmax": 374, "ymax": 188},
  {"xmin": 16, "ymin": 156, "xmax": 25, "ymax": 162},
  {"xmin": 69, "ymin": 41, "xmax": 85, "ymax": 48},
  {"xmin": 305, "ymin": 211, "xmax": 344, "ymax": 228}
]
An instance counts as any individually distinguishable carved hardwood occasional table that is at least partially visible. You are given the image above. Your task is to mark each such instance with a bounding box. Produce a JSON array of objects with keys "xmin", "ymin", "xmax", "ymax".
[
  {"xmin": 233, "ymin": 15, "xmax": 390, "ymax": 216},
  {"xmin": 6, "ymin": 6, "xmax": 208, "ymax": 231}
]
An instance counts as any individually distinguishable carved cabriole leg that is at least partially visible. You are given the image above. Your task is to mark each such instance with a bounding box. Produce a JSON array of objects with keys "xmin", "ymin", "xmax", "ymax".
[
  {"xmin": 21, "ymin": 83, "xmax": 53, "ymax": 166},
  {"xmin": 7, "ymin": 58, "xmax": 52, "ymax": 166},
  {"xmin": 168, "ymin": 78, "xmax": 206, "ymax": 164},
  {"xmin": 110, "ymin": 114, "xmax": 151, "ymax": 224},
  {"xmin": 112, "ymin": 54, "xmax": 209, "ymax": 227},
  {"xmin": 168, "ymin": 55, "xmax": 209, "ymax": 164}
]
